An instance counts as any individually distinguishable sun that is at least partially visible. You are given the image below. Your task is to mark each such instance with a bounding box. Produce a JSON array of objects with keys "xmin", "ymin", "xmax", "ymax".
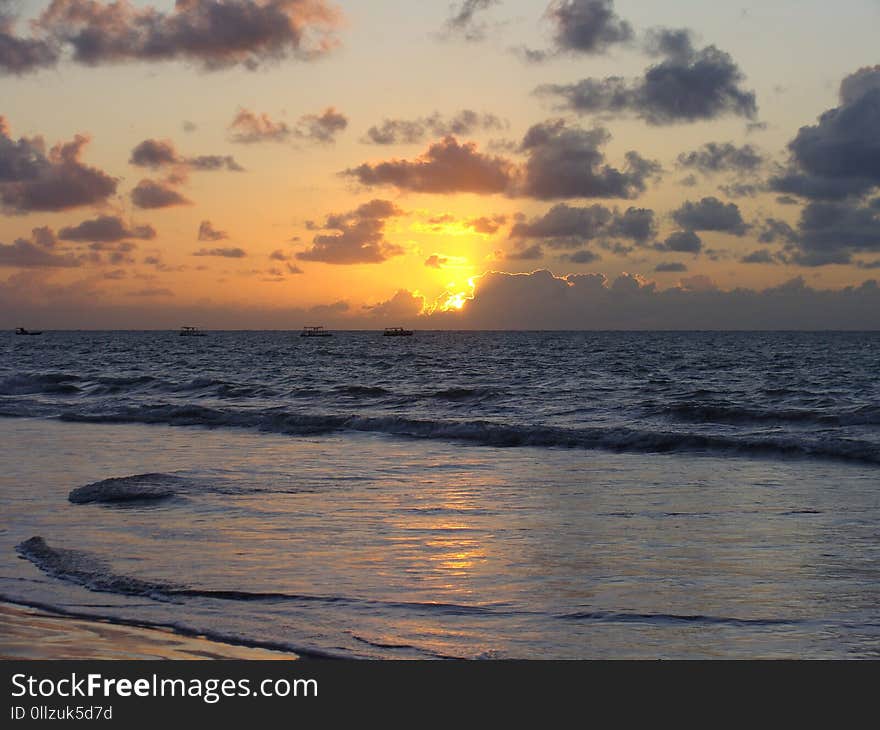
[{"xmin": 436, "ymin": 277, "xmax": 476, "ymax": 312}]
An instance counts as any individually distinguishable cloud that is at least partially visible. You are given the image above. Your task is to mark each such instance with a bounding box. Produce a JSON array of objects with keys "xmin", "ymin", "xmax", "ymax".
[
  {"xmin": 566, "ymin": 249, "xmax": 600, "ymax": 263},
  {"xmin": 510, "ymin": 203, "xmax": 611, "ymax": 247},
  {"xmin": 59, "ymin": 216, "xmax": 155, "ymax": 243},
  {"xmin": 296, "ymin": 199, "xmax": 405, "ymax": 264},
  {"xmin": 295, "ymin": 107, "xmax": 347, "ymax": 144},
  {"xmin": 198, "ymin": 220, "xmax": 229, "ymax": 241},
  {"xmin": 671, "ymin": 197, "xmax": 748, "ymax": 235},
  {"xmin": 425, "ymin": 254, "xmax": 449, "ymax": 269},
  {"xmin": 467, "ymin": 214, "xmax": 507, "ymax": 234},
  {"xmin": 131, "ymin": 179, "xmax": 191, "ymax": 209},
  {"xmin": 677, "ymin": 142, "xmax": 763, "ymax": 174},
  {"xmin": 126, "ymin": 287, "xmax": 174, "ymax": 297},
  {"xmin": 0, "ymin": 227, "xmax": 81, "ymax": 268},
  {"xmin": 362, "ymin": 110, "xmax": 506, "ymax": 145},
  {"xmin": 740, "ymin": 249, "xmax": 781, "ymax": 265},
  {"xmin": 655, "ymin": 261, "xmax": 688, "ymax": 272},
  {"xmin": 535, "ymin": 28, "xmax": 757, "ymax": 125},
  {"xmin": 791, "ymin": 200, "xmax": 880, "ymax": 266},
  {"xmin": 511, "ymin": 203, "xmax": 658, "ymax": 249},
  {"xmin": 343, "ymin": 136, "xmax": 516, "ymax": 194},
  {"xmin": 0, "ymin": 118, "xmax": 117, "ymax": 213},
  {"xmin": 228, "ymin": 107, "xmax": 347, "ymax": 144},
  {"xmin": 129, "ymin": 138, "xmax": 243, "ymax": 172},
  {"xmin": 518, "ymin": 120, "xmax": 660, "ymax": 200},
  {"xmin": 507, "ymin": 244, "xmax": 545, "ymax": 260},
  {"xmin": 0, "ymin": 4, "xmax": 59, "ymax": 74},
  {"xmin": 17, "ymin": 0, "xmax": 341, "ymax": 73},
  {"xmin": 365, "ymin": 288, "xmax": 425, "ymax": 318},
  {"xmin": 442, "ymin": 0, "xmax": 499, "ymax": 42},
  {"xmin": 346, "ymin": 120, "xmax": 658, "ymax": 200},
  {"xmin": 547, "ymin": 0, "xmax": 633, "ymax": 54},
  {"xmin": 228, "ymin": 109, "xmax": 291, "ymax": 144},
  {"xmin": 193, "ymin": 247, "xmax": 247, "ymax": 258},
  {"xmin": 657, "ymin": 230, "xmax": 702, "ymax": 253},
  {"xmin": 770, "ymin": 65, "xmax": 880, "ymax": 201},
  {"xmin": 424, "ymin": 269, "xmax": 880, "ymax": 329}
]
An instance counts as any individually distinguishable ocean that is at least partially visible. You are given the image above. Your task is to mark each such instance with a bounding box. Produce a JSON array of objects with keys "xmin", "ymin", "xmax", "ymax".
[{"xmin": 1, "ymin": 330, "xmax": 878, "ymax": 658}]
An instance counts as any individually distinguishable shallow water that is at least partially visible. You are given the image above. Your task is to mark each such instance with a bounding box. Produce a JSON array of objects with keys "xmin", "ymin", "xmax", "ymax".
[{"xmin": 0, "ymin": 331, "xmax": 878, "ymax": 658}]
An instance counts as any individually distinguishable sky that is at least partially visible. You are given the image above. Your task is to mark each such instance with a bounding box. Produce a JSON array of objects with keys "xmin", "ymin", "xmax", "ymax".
[{"xmin": 1, "ymin": 0, "xmax": 879, "ymax": 329}]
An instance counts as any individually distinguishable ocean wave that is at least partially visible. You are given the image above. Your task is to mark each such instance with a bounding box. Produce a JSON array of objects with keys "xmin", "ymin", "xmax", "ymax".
[
  {"xmin": 428, "ymin": 387, "xmax": 507, "ymax": 402},
  {"xmin": 0, "ymin": 372, "xmax": 81, "ymax": 396},
  {"xmin": 16, "ymin": 537, "xmax": 518, "ymax": 620},
  {"xmin": 659, "ymin": 401, "xmax": 880, "ymax": 427},
  {"xmin": 68, "ymin": 473, "xmax": 185, "ymax": 504},
  {"xmin": 38, "ymin": 403, "xmax": 880, "ymax": 465},
  {"xmin": 16, "ymin": 537, "xmax": 180, "ymax": 598},
  {"xmin": 556, "ymin": 610, "xmax": 798, "ymax": 627}
]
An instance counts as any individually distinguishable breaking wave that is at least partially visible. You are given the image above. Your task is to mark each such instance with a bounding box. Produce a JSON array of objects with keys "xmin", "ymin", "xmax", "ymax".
[{"xmin": 42, "ymin": 403, "xmax": 880, "ymax": 465}]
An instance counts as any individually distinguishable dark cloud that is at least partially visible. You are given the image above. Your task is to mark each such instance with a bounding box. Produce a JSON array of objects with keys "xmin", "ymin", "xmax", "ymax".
[
  {"xmin": 296, "ymin": 199, "xmax": 405, "ymax": 264},
  {"xmin": 506, "ymin": 244, "xmax": 545, "ymax": 260},
  {"xmin": 131, "ymin": 179, "xmax": 191, "ymax": 209},
  {"xmin": 793, "ymin": 200, "xmax": 880, "ymax": 266},
  {"xmin": 607, "ymin": 206, "xmax": 657, "ymax": 243},
  {"xmin": 343, "ymin": 136, "xmax": 516, "ymax": 194},
  {"xmin": 546, "ymin": 0, "xmax": 633, "ymax": 54},
  {"xmin": 193, "ymin": 247, "xmax": 247, "ymax": 258},
  {"xmin": 25, "ymin": 0, "xmax": 341, "ymax": 72},
  {"xmin": 658, "ymin": 230, "xmax": 703, "ymax": 253},
  {"xmin": 59, "ymin": 216, "xmax": 155, "ymax": 243},
  {"xmin": 677, "ymin": 142, "xmax": 763, "ymax": 174},
  {"xmin": 510, "ymin": 203, "xmax": 657, "ymax": 249},
  {"xmin": 536, "ymin": 28, "xmax": 757, "ymax": 125},
  {"xmin": 362, "ymin": 110, "xmax": 506, "ymax": 145},
  {"xmin": 671, "ymin": 197, "xmax": 748, "ymax": 235},
  {"xmin": 347, "ymin": 120, "xmax": 658, "ymax": 200},
  {"xmin": 740, "ymin": 249, "xmax": 781, "ymax": 265},
  {"xmin": 425, "ymin": 269, "xmax": 880, "ymax": 330},
  {"xmin": 770, "ymin": 65, "xmax": 880, "ymax": 201},
  {"xmin": 0, "ymin": 118, "xmax": 117, "ymax": 213},
  {"xmin": 442, "ymin": 0, "xmax": 499, "ymax": 42},
  {"xmin": 425, "ymin": 254, "xmax": 448, "ymax": 269},
  {"xmin": 510, "ymin": 203, "xmax": 609, "ymax": 247},
  {"xmin": 0, "ymin": 227, "xmax": 80, "ymax": 268},
  {"xmin": 198, "ymin": 220, "xmax": 229, "ymax": 242},
  {"xmin": 518, "ymin": 120, "xmax": 660, "ymax": 200},
  {"xmin": 566, "ymin": 249, "xmax": 600, "ymax": 263},
  {"xmin": 655, "ymin": 261, "xmax": 688, "ymax": 272},
  {"xmin": 718, "ymin": 182, "xmax": 761, "ymax": 198},
  {"xmin": 0, "ymin": 4, "xmax": 59, "ymax": 74},
  {"xmin": 228, "ymin": 107, "xmax": 347, "ymax": 145},
  {"xmin": 518, "ymin": 0, "xmax": 632, "ymax": 61},
  {"xmin": 758, "ymin": 218, "xmax": 798, "ymax": 245},
  {"xmin": 129, "ymin": 138, "xmax": 243, "ymax": 172}
]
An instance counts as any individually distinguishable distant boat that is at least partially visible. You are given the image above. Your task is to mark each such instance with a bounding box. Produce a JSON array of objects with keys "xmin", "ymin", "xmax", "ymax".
[
  {"xmin": 383, "ymin": 327, "xmax": 413, "ymax": 337},
  {"xmin": 301, "ymin": 326, "xmax": 332, "ymax": 338},
  {"xmin": 14, "ymin": 327, "xmax": 42, "ymax": 336},
  {"xmin": 179, "ymin": 326, "xmax": 206, "ymax": 337}
]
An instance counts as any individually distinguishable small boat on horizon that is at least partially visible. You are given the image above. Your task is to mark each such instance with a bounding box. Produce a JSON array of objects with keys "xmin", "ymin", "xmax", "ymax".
[
  {"xmin": 301, "ymin": 326, "xmax": 332, "ymax": 338},
  {"xmin": 179, "ymin": 326, "xmax": 206, "ymax": 337},
  {"xmin": 15, "ymin": 327, "xmax": 42, "ymax": 336},
  {"xmin": 383, "ymin": 327, "xmax": 413, "ymax": 337}
]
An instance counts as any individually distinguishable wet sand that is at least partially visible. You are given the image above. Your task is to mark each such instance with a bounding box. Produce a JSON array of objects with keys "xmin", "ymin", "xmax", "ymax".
[{"xmin": 0, "ymin": 602, "xmax": 297, "ymax": 660}]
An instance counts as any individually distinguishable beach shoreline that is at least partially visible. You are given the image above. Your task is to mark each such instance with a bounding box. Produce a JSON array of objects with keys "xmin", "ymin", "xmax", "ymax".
[{"xmin": 0, "ymin": 601, "xmax": 297, "ymax": 660}]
